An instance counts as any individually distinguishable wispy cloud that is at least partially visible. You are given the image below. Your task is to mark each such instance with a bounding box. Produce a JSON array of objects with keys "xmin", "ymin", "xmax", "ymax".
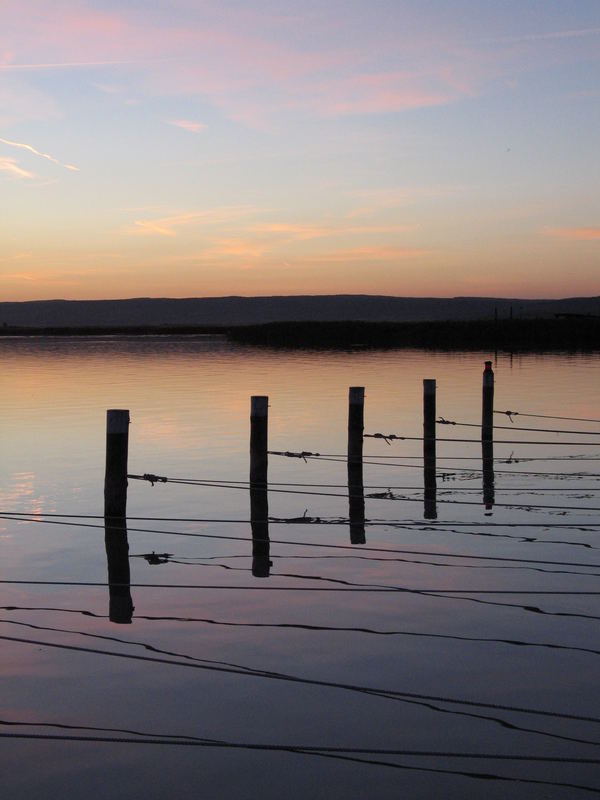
[
  {"xmin": 126, "ymin": 206, "xmax": 258, "ymax": 236},
  {"xmin": 487, "ymin": 27, "xmax": 600, "ymax": 45},
  {"xmin": 249, "ymin": 222, "xmax": 413, "ymax": 240},
  {"xmin": 0, "ymin": 272, "xmax": 37, "ymax": 281},
  {"xmin": 0, "ymin": 156, "xmax": 35, "ymax": 179},
  {"xmin": 202, "ymin": 238, "xmax": 268, "ymax": 259},
  {"xmin": 0, "ymin": 137, "xmax": 79, "ymax": 171},
  {"xmin": 546, "ymin": 227, "xmax": 600, "ymax": 241},
  {"xmin": 168, "ymin": 119, "xmax": 207, "ymax": 133},
  {"xmin": 302, "ymin": 246, "xmax": 428, "ymax": 263},
  {"xmin": 0, "ymin": 59, "xmax": 142, "ymax": 71},
  {"xmin": 311, "ymin": 72, "xmax": 456, "ymax": 116}
]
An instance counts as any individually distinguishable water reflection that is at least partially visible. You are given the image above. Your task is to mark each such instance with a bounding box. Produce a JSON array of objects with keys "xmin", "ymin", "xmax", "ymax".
[
  {"xmin": 482, "ymin": 439, "xmax": 495, "ymax": 511},
  {"xmin": 2, "ymin": 340, "xmax": 600, "ymax": 799},
  {"xmin": 251, "ymin": 491, "xmax": 271, "ymax": 578},
  {"xmin": 250, "ymin": 395, "xmax": 271, "ymax": 577},
  {"xmin": 348, "ymin": 387, "xmax": 366, "ymax": 543},
  {"xmin": 423, "ymin": 379, "xmax": 437, "ymax": 520},
  {"xmin": 104, "ymin": 518, "xmax": 134, "ymax": 624}
]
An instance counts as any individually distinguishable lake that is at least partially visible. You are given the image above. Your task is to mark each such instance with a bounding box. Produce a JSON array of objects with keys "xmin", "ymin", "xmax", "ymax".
[{"xmin": 1, "ymin": 337, "xmax": 599, "ymax": 798}]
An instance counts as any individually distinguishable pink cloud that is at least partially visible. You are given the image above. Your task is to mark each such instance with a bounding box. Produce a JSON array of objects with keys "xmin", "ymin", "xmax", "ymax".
[
  {"xmin": 0, "ymin": 156, "xmax": 35, "ymax": 179},
  {"xmin": 168, "ymin": 119, "xmax": 207, "ymax": 134},
  {"xmin": 308, "ymin": 71, "xmax": 457, "ymax": 116},
  {"xmin": 6, "ymin": 1, "xmax": 584, "ymax": 131},
  {"xmin": 0, "ymin": 2, "xmax": 473, "ymax": 128}
]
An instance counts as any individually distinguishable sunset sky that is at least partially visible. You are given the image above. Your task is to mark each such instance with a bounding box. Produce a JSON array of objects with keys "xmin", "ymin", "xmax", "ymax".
[{"xmin": 1, "ymin": 0, "xmax": 598, "ymax": 301}]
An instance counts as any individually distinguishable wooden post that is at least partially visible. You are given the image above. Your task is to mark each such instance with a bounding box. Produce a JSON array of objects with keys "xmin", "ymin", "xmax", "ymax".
[
  {"xmin": 104, "ymin": 410, "xmax": 129, "ymax": 518},
  {"xmin": 250, "ymin": 396, "xmax": 270, "ymax": 576},
  {"xmin": 105, "ymin": 518, "xmax": 134, "ymax": 624},
  {"xmin": 482, "ymin": 362, "xmax": 495, "ymax": 511},
  {"xmin": 482, "ymin": 361, "xmax": 494, "ymax": 442},
  {"xmin": 423, "ymin": 379, "xmax": 437, "ymax": 520},
  {"xmin": 347, "ymin": 387, "xmax": 364, "ymax": 465},
  {"xmin": 250, "ymin": 396, "xmax": 268, "ymax": 488},
  {"xmin": 348, "ymin": 387, "xmax": 365, "ymax": 543}
]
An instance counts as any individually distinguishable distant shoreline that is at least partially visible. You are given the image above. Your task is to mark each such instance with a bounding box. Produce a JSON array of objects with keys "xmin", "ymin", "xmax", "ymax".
[{"xmin": 1, "ymin": 317, "xmax": 598, "ymax": 351}]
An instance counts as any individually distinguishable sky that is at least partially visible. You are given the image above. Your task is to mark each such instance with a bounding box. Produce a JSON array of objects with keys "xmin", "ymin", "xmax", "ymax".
[{"xmin": 0, "ymin": 0, "xmax": 598, "ymax": 301}]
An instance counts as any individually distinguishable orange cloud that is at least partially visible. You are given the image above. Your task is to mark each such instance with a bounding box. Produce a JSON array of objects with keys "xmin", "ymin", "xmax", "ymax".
[
  {"xmin": 126, "ymin": 206, "xmax": 259, "ymax": 237},
  {"xmin": 546, "ymin": 227, "xmax": 600, "ymax": 241},
  {"xmin": 249, "ymin": 222, "xmax": 413, "ymax": 240},
  {"xmin": 0, "ymin": 272, "xmax": 37, "ymax": 281},
  {"xmin": 302, "ymin": 246, "xmax": 429, "ymax": 263}
]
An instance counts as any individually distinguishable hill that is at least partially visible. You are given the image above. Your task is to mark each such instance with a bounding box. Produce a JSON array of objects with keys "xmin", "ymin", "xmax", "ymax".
[{"xmin": 1, "ymin": 295, "xmax": 598, "ymax": 328}]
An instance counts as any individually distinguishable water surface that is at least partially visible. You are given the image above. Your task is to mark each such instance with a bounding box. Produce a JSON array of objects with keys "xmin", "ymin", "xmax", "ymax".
[{"xmin": 1, "ymin": 338, "xmax": 599, "ymax": 798}]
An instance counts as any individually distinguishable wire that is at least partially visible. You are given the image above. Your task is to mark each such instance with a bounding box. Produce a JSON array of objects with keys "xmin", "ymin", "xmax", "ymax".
[
  {"xmin": 2, "ymin": 511, "xmax": 600, "ymax": 529},
  {"xmin": 3, "ymin": 580, "xmax": 600, "ymax": 594},
  {"xmin": 363, "ymin": 435, "xmax": 600, "ymax": 446},
  {"xmin": 496, "ymin": 409, "xmax": 600, "ymax": 424},
  {"xmin": 5, "ymin": 604, "xmax": 600, "ymax": 658},
  {"xmin": 8, "ymin": 618, "xmax": 600, "ymax": 752},
  {"xmin": 0, "ymin": 729, "xmax": 597, "ymax": 763},
  {"xmin": 436, "ymin": 418, "xmax": 600, "ymax": 436},
  {"xmin": 4, "ymin": 512, "xmax": 600, "ymax": 567},
  {"xmin": 110, "ymin": 477, "xmax": 600, "ymax": 492},
  {"xmin": 3, "ymin": 633, "xmax": 598, "ymax": 723},
  {"xmin": 268, "ymin": 452, "xmax": 600, "ymax": 478},
  {"xmin": 270, "ymin": 452, "xmax": 600, "ymax": 461},
  {"xmin": 127, "ymin": 475, "xmax": 600, "ymax": 511},
  {"xmin": 3, "ymin": 732, "xmax": 600, "ymax": 794}
]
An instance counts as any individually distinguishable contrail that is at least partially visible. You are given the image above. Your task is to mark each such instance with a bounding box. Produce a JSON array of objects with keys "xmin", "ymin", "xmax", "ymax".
[{"xmin": 0, "ymin": 137, "xmax": 79, "ymax": 172}]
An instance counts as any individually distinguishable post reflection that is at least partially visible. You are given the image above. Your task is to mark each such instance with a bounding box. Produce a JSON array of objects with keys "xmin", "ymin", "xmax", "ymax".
[
  {"xmin": 482, "ymin": 440, "xmax": 495, "ymax": 512},
  {"xmin": 348, "ymin": 460, "xmax": 366, "ymax": 544},
  {"xmin": 250, "ymin": 485, "xmax": 271, "ymax": 577},
  {"xmin": 481, "ymin": 360, "xmax": 495, "ymax": 513},
  {"xmin": 423, "ymin": 379, "xmax": 437, "ymax": 520},
  {"xmin": 250, "ymin": 395, "xmax": 271, "ymax": 576},
  {"xmin": 104, "ymin": 517, "xmax": 134, "ymax": 624},
  {"xmin": 347, "ymin": 387, "xmax": 366, "ymax": 544}
]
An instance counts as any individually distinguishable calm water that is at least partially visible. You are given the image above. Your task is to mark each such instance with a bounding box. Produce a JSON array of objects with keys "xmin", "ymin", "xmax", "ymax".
[{"xmin": 1, "ymin": 337, "xmax": 599, "ymax": 798}]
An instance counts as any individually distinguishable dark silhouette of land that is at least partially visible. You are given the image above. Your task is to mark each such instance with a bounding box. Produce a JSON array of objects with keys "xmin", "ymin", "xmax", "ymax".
[
  {"xmin": 1, "ymin": 294, "xmax": 598, "ymax": 328},
  {"xmin": 1, "ymin": 295, "xmax": 598, "ymax": 351}
]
